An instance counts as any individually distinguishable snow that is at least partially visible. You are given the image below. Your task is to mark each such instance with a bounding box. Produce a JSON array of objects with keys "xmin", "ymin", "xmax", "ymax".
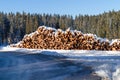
[
  {"xmin": 84, "ymin": 33, "xmax": 95, "ymax": 37},
  {"xmin": 110, "ymin": 39, "xmax": 120, "ymax": 46},
  {"xmin": 2, "ymin": 26, "xmax": 120, "ymax": 79},
  {"xmin": 42, "ymin": 25, "xmax": 56, "ymax": 31},
  {"xmin": 24, "ymin": 26, "xmax": 56, "ymax": 39},
  {"xmin": 1, "ymin": 46, "xmax": 120, "ymax": 80},
  {"xmin": 97, "ymin": 37, "xmax": 110, "ymax": 43},
  {"xmin": 113, "ymin": 68, "xmax": 120, "ymax": 80},
  {"xmin": 27, "ymin": 31, "xmax": 39, "ymax": 38}
]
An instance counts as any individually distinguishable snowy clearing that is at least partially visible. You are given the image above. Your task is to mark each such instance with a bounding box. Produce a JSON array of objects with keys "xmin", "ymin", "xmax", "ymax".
[{"xmin": 1, "ymin": 46, "xmax": 120, "ymax": 80}]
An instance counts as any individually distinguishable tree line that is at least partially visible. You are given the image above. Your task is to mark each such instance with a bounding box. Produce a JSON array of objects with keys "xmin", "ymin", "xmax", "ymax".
[{"xmin": 0, "ymin": 10, "xmax": 120, "ymax": 45}]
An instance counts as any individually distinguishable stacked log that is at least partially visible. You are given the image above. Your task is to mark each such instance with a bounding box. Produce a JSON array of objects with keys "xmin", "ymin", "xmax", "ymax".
[
  {"xmin": 109, "ymin": 39, "xmax": 120, "ymax": 51},
  {"xmin": 11, "ymin": 26, "xmax": 120, "ymax": 51}
]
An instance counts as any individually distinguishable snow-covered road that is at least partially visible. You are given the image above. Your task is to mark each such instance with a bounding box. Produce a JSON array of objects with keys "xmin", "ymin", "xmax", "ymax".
[
  {"xmin": 1, "ymin": 47, "xmax": 120, "ymax": 80},
  {"xmin": 0, "ymin": 51, "xmax": 101, "ymax": 80}
]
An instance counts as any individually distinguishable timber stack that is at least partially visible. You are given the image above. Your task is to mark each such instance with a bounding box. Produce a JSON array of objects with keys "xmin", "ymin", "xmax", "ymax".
[{"xmin": 11, "ymin": 26, "xmax": 120, "ymax": 51}]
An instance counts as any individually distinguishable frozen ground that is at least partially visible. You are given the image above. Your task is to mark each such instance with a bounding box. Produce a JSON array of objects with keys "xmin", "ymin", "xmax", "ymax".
[{"xmin": 1, "ymin": 46, "xmax": 120, "ymax": 80}]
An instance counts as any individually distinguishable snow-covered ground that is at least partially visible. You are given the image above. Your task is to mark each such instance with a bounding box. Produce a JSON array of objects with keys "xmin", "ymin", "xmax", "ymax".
[{"xmin": 1, "ymin": 46, "xmax": 120, "ymax": 80}]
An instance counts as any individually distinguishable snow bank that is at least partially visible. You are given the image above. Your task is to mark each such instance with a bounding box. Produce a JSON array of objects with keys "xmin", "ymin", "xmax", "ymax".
[
  {"xmin": 1, "ymin": 46, "xmax": 120, "ymax": 56},
  {"xmin": 1, "ymin": 46, "xmax": 120, "ymax": 79},
  {"xmin": 113, "ymin": 68, "xmax": 120, "ymax": 80}
]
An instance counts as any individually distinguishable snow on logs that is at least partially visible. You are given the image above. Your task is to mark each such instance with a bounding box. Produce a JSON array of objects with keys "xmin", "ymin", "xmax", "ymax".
[{"xmin": 11, "ymin": 26, "xmax": 120, "ymax": 51}]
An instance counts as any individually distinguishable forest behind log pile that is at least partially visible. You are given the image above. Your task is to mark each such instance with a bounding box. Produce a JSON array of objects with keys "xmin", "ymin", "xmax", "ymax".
[{"xmin": 1, "ymin": 10, "xmax": 120, "ymax": 45}]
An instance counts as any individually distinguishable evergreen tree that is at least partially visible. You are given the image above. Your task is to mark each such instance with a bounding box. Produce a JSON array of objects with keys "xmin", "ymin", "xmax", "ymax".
[{"xmin": 1, "ymin": 11, "xmax": 120, "ymax": 45}]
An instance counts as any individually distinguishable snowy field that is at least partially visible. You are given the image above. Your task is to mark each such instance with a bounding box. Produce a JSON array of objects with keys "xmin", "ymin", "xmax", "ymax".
[{"xmin": 1, "ymin": 46, "xmax": 120, "ymax": 80}]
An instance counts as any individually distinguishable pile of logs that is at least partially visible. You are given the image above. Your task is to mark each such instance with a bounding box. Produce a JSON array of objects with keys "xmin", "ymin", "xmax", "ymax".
[{"xmin": 11, "ymin": 26, "xmax": 120, "ymax": 51}]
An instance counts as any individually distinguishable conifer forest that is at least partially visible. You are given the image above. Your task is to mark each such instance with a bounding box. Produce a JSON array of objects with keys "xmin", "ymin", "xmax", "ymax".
[{"xmin": 1, "ymin": 10, "xmax": 120, "ymax": 45}]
